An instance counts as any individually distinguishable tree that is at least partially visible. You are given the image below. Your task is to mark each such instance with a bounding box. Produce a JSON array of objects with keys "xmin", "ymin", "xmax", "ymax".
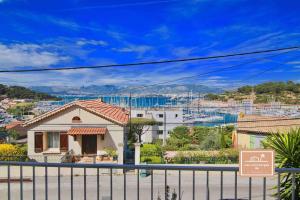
[
  {"xmin": 262, "ymin": 129, "xmax": 300, "ymax": 199},
  {"xmin": 127, "ymin": 118, "xmax": 160, "ymax": 144},
  {"xmin": 167, "ymin": 126, "xmax": 191, "ymax": 150}
]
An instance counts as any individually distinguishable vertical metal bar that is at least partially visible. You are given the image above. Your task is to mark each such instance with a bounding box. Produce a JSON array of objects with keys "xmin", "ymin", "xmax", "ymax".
[
  {"xmin": 110, "ymin": 168, "xmax": 113, "ymax": 200},
  {"xmin": 84, "ymin": 168, "xmax": 87, "ymax": 200},
  {"xmin": 192, "ymin": 170, "xmax": 195, "ymax": 200},
  {"xmin": 124, "ymin": 169, "xmax": 126, "ymax": 200},
  {"xmin": 137, "ymin": 169, "xmax": 140, "ymax": 200},
  {"xmin": 165, "ymin": 170, "xmax": 167, "ymax": 200},
  {"xmin": 44, "ymin": 156, "xmax": 48, "ymax": 200},
  {"xmin": 220, "ymin": 171, "xmax": 223, "ymax": 200},
  {"xmin": 97, "ymin": 168, "xmax": 100, "ymax": 200},
  {"xmin": 206, "ymin": 171, "xmax": 209, "ymax": 200},
  {"xmin": 151, "ymin": 170, "xmax": 153, "ymax": 200},
  {"xmin": 71, "ymin": 167, "xmax": 73, "ymax": 200},
  {"xmin": 249, "ymin": 177, "xmax": 252, "ymax": 200},
  {"xmin": 19, "ymin": 165, "xmax": 23, "ymax": 200},
  {"xmin": 234, "ymin": 171, "xmax": 237, "ymax": 200},
  {"xmin": 58, "ymin": 167, "xmax": 61, "ymax": 200},
  {"xmin": 7, "ymin": 164, "xmax": 10, "ymax": 200},
  {"xmin": 277, "ymin": 173, "xmax": 280, "ymax": 200},
  {"xmin": 292, "ymin": 173, "xmax": 295, "ymax": 200},
  {"xmin": 32, "ymin": 166, "xmax": 35, "ymax": 200},
  {"xmin": 178, "ymin": 170, "xmax": 181, "ymax": 200},
  {"xmin": 263, "ymin": 177, "xmax": 266, "ymax": 200}
]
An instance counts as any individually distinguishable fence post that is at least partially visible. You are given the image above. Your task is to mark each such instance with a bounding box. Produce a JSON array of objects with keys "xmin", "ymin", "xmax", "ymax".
[{"xmin": 134, "ymin": 143, "xmax": 141, "ymax": 165}]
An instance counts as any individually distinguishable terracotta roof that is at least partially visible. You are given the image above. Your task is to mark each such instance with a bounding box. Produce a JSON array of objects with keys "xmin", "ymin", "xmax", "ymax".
[
  {"xmin": 67, "ymin": 127, "xmax": 107, "ymax": 135},
  {"xmin": 237, "ymin": 115, "xmax": 300, "ymax": 134},
  {"xmin": 23, "ymin": 100, "xmax": 129, "ymax": 127},
  {"xmin": 5, "ymin": 121, "xmax": 23, "ymax": 129}
]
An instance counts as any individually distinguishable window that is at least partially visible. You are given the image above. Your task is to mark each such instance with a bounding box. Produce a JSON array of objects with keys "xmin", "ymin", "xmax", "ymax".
[
  {"xmin": 175, "ymin": 114, "xmax": 178, "ymax": 118},
  {"xmin": 158, "ymin": 114, "xmax": 164, "ymax": 118},
  {"xmin": 72, "ymin": 116, "xmax": 81, "ymax": 123},
  {"xmin": 137, "ymin": 114, "xmax": 143, "ymax": 118},
  {"xmin": 157, "ymin": 130, "xmax": 163, "ymax": 135},
  {"xmin": 48, "ymin": 132, "xmax": 59, "ymax": 148}
]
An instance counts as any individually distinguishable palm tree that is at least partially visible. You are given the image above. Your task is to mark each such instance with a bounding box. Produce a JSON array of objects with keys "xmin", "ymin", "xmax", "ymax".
[{"xmin": 262, "ymin": 128, "xmax": 300, "ymax": 199}]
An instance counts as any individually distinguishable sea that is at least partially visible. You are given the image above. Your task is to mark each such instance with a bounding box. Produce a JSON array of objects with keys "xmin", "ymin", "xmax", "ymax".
[{"xmin": 50, "ymin": 95, "xmax": 237, "ymax": 127}]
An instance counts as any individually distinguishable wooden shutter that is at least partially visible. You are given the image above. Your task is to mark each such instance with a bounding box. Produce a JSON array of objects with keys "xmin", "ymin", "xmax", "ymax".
[
  {"xmin": 34, "ymin": 133, "xmax": 43, "ymax": 153},
  {"xmin": 60, "ymin": 133, "xmax": 68, "ymax": 152}
]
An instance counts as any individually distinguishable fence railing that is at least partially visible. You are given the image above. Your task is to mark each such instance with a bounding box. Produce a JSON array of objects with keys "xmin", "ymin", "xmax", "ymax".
[{"xmin": 0, "ymin": 161, "xmax": 299, "ymax": 200}]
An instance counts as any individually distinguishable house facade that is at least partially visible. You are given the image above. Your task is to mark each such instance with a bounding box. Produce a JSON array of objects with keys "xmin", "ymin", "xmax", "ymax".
[
  {"xmin": 131, "ymin": 108, "xmax": 183, "ymax": 143},
  {"xmin": 233, "ymin": 115, "xmax": 300, "ymax": 149},
  {"xmin": 23, "ymin": 100, "xmax": 129, "ymax": 163}
]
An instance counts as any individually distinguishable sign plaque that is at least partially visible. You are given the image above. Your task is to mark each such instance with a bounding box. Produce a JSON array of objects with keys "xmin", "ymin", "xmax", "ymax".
[{"xmin": 239, "ymin": 150, "xmax": 275, "ymax": 177}]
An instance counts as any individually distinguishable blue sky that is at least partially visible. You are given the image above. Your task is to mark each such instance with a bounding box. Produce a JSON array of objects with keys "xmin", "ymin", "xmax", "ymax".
[{"xmin": 0, "ymin": 0, "xmax": 300, "ymax": 88}]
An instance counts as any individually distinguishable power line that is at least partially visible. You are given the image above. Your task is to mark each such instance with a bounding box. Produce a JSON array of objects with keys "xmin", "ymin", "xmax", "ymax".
[
  {"xmin": 129, "ymin": 47, "xmax": 298, "ymax": 90},
  {"xmin": 0, "ymin": 46, "xmax": 299, "ymax": 73}
]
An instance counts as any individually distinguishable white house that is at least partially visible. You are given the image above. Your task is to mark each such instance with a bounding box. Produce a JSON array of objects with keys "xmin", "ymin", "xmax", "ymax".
[
  {"xmin": 131, "ymin": 108, "xmax": 184, "ymax": 143},
  {"xmin": 23, "ymin": 100, "xmax": 129, "ymax": 163}
]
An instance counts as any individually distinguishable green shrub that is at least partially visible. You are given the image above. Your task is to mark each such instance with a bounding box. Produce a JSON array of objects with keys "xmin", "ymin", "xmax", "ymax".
[
  {"xmin": 141, "ymin": 156, "xmax": 163, "ymax": 164},
  {"xmin": 168, "ymin": 149, "xmax": 239, "ymax": 164},
  {"xmin": 141, "ymin": 144, "xmax": 162, "ymax": 157},
  {"xmin": 0, "ymin": 144, "xmax": 27, "ymax": 161}
]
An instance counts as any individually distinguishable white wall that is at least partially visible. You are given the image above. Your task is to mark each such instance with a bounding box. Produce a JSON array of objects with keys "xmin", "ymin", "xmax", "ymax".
[{"xmin": 27, "ymin": 106, "xmax": 125, "ymax": 163}]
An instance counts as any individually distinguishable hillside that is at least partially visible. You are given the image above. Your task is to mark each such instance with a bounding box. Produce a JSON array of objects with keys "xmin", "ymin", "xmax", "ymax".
[
  {"xmin": 205, "ymin": 81, "xmax": 300, "ymax": 104},
  {"xmin": 0, "ymin": 84, "xmax": 60, "ymax": 100}
]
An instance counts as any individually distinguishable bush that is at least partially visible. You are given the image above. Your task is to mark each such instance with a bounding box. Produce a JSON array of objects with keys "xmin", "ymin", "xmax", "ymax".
[
  {"xmin": 0, "ymin": 144, "xmax": 27, "ymax": 161},
  {"xmin": 141, "ymin": 156, "xmax": 163, "ymax": 164},
  {"xmin": 168, "ymin": 149, "xmax": 239, "ymax": 164},
  {"xmin": 141, "ymin": 144, "xmax": 164, "ymax": 164}
]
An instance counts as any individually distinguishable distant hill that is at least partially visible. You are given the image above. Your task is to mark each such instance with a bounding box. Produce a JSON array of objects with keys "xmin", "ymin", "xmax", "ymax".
[
  {"xmin": 205, "ymin": 81, "xmax": 300, "ymax": 104},
  {"xmin": 0, "ymin": 84, "xmax": 60, "ymax": 100},
  {"xmin": 31, "ymin": 84, "xmax": 224, "ymax": 96}
]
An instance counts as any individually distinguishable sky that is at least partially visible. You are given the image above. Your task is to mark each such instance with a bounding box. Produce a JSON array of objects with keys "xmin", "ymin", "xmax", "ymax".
[{"xmin": 0, "ymin": 0, "xmax": 300, "ymax": 88}]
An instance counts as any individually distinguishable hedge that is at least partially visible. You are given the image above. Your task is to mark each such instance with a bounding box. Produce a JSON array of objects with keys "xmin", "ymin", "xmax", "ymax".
[{"xmin": 0, "ymin": 144, "xmax": 28, "ymax": 161}]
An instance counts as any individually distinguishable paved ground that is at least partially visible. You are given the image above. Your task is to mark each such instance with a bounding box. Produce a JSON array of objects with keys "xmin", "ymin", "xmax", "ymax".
[{"xmin": 0, "ymin": 170, "xmax": 277, "ymax": 200}]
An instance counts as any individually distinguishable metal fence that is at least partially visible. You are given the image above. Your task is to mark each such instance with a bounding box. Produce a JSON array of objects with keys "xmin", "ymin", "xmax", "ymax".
[{"xmin": 0, "ymin": 161, "xmax": 299, "ymax": 200}]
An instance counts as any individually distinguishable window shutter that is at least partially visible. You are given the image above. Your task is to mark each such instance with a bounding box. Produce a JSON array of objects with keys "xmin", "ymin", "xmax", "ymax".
[
  {"xmin": 34, "ymin": 133, "xmax": 43, "ymax": 153},
  {"xmin": 60, "ymin": 133, "xmax": 68, "ymax": 152}
]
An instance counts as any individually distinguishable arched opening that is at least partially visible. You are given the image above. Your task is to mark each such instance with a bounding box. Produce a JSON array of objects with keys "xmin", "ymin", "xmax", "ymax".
[{"xmin": 72, "ymin": 116, "xmax": 81, "ymax": 123}]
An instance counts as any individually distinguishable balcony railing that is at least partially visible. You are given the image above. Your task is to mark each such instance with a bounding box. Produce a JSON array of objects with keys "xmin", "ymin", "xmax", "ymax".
[{"xmin": 0, "ymin": 161, "xmax": 299, "ymax": 200}]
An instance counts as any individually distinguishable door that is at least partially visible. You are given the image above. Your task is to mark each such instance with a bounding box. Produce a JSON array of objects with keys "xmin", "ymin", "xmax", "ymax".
[{"xmin": 82, "ymin": 135, "xmax": 97, "ymax": 155}]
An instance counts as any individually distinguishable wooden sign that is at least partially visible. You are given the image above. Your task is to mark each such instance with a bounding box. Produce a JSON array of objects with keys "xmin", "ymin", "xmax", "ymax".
[{"xmin": 239, "ymin": 150, "xmax": 275, "ymax": 177}]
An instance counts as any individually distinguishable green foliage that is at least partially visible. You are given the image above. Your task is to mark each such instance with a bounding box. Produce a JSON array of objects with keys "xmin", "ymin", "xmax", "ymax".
[
  {"xmin": 237, "ymin": 85, "xmax": 253, "ymax": 94},
  {"xmin": 104, "ymin": 147, "xmax": 118, "ymax": 157},
  {"xmin": 7, "ymin": 85, "xmax": 60, "ymax": 100},
  {"xmin": 262, "ymin": 129, "xmax": 300, "ymax": 199},
  {"xmin": 165, "ymin": 126, "xmax": 192, "ymax": 150},
  {"xmin": 0, "ymin": 144, "xmax": 27, "ymax": 161},
  {"xmin": 141, "ymin": 143, "xmax": 164, "ymax": 164},
  {"xmin": 204, "ymin": 93, "xmax": 226, "ymax": 101},
  {"xmin": 206, "ymin": 81, "xmax": 300, "ymax": 104},
  {"xmin": 7, "ymin": 102, "xmax": 35, "ymax": 117},
  {"xmin": 166, "ymin": 126, "xmax": 234, "ymax": 151},
  {"xmin": 168, "ymin": 149, "xmax": 239, "ymax": 164},
  {"xmin": 127, "ymin": 118, "xmax": 160, "ymax": 144}
]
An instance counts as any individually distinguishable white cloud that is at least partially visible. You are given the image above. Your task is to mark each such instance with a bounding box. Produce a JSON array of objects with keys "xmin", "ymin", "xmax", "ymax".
[
  {"xmin": 112, "ymin": 44, "xmax": 152, "ymax": 56},
  {"xmin": 172, "ymin": 47, "xmax": 196, "ymax": 57},
  {"xmin": 76, "ymin": 39, "xmax": 108, "ymax": 46},
  {"xmin": 0, "ymin": 43, "xmax": 69, "ymax": 68},
  {"xmin": 287, "ymin": 61, "xmax": 300, "ymax": 65}
]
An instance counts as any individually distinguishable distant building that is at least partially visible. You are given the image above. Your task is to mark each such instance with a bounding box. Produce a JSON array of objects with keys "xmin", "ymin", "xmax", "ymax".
[
  {"xmin": 23, "ymin": 100, "xmax": 128, "ymax": 163},
  {"xmin": 5, "ymin": 120, "xmax": 27, "ymax": 143},
  {"xmin": 233, "ymin": 115, "xmax": 300, "ymax": 149},
  {"xmin": 131, "ymin": 108, "xmax": 184, "ymax": 143}
]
